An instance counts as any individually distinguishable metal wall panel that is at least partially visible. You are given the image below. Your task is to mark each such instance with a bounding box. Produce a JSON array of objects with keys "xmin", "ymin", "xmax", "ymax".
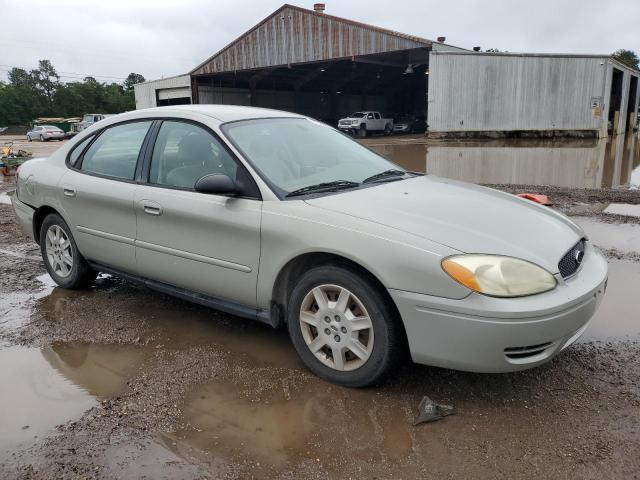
[
  {"xmin": 191, "ymin": 6, "xmax": 431, "ymax": 75},
  {"xmin": 134, "ymin": 75, "xmax": 191, "ymax": 109},
  {"xmin": 428, "ymin": 53, "xmax": 613, "ymax": 133}
]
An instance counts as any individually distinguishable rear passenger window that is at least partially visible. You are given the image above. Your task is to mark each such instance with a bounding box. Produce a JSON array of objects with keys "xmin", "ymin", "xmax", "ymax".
[
  {"xmin": 149, "ymin": 121, "xmax": 237, "ymax": 189},
  {"xmin": 80, "ymin": 121, "xmax": 151, "ymax": 180},
  {"xmin": 68, "ymin": 135, "xmax": 94, "ymax": 167}
]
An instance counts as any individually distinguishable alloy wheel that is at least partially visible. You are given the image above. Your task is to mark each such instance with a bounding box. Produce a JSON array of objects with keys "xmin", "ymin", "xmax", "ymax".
[
  {"xmin": 45, "ymin": 225, "xmax": 73, "ymax": 278},
  {"xmin": 299, "ymin": 284, "xmax": 374, "ymax": 371}
]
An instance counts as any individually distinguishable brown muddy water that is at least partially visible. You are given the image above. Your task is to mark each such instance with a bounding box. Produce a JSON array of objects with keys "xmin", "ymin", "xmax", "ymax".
[{"xmin": 368, "ymin": 134, "xmax": 640, "ymax": 189}]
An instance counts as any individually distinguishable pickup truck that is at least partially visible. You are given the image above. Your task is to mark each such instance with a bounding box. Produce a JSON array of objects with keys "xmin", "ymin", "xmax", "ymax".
[{"xmin": 338, "ymin": 111, "xmax": 393, "ymax": 137}]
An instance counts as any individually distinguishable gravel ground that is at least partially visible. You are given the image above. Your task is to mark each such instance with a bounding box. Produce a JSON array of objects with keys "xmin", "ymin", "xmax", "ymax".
[{"xmin": 1, "ymin": 151, "xmax": 640, "ymax": 479}]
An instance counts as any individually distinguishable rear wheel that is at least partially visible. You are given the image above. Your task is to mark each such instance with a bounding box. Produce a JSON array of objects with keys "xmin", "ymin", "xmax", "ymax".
[
  {"xmin": 384, "ymin": 124, "xmax": 392, "ymax": 135},
  {"xmin": 287, "ymin": 265, "xmax": 403, "ymax": 387},
  {"xmin": 39, "ymin": 135, "xmax": 44, "ymax": 142},
  {"xmin": 40, "ymin": 214, "xmax": 97, "ymax": 289}
]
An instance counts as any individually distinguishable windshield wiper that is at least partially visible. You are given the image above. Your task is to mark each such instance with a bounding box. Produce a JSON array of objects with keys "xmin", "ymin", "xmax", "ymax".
[
  {"xmin": 362, "ymin": 169, "xmax": 408, "ymax": 184},
  {"xmin": 285, "ymin": 180, "xmax": 360, "ymax": 198}
]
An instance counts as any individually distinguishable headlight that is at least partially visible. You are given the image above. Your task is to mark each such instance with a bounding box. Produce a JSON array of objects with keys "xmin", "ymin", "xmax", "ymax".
[
  {"xmin": 352, "ymin": 120, "xmax": 360, "ymax": 124},
  {"xmin": 441, "ymin": 255, "xmax": 557, "ymax": 297}
]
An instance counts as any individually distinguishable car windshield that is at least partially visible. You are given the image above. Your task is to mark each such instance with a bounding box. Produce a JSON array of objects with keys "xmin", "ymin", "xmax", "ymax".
[
  {"xmin": 349, "ymin": 112, "xmax": 366, "ymax": 118},
  {"xmin": 222, "ymin": 118, "xmax": 405, "ymax": 197}
]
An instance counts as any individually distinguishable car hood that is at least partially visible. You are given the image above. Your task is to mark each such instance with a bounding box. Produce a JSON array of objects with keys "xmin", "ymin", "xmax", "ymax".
[{"xmin": 305, "ymin": 176, "xmax": 584, "ymax": 273}]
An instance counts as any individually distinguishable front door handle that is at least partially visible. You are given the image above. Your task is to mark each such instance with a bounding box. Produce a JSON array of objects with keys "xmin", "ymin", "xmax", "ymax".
[
  {"xmin": 140, "ymin": 200, "xmax": 162, "ymax": 216},
  {"xmin": 62, "ymin": 185, "xmax": 76, "ymax": 197}
]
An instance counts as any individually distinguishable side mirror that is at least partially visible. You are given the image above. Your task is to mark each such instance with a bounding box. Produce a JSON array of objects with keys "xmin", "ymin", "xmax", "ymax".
[{"xmin": 194, "ymin": 173, "xmax": 237, "ymax": 195}]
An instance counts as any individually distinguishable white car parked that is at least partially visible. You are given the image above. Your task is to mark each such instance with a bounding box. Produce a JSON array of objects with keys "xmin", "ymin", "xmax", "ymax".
[{"xmin": 27, "ymin": 125, "xmax": 65, "ymax": 142}]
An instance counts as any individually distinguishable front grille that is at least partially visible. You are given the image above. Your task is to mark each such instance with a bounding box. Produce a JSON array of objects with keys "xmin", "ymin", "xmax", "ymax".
[
  {"xmin": 339, "ymin": 120, "xmax": 352, "ymax": 126},
  {"xmin": 558, "ymin": 239, "xmax": 586, "ymax": 278},
  {"xmin": 504, "ymin": 342, "xmax": 553, "ymax": 360}
]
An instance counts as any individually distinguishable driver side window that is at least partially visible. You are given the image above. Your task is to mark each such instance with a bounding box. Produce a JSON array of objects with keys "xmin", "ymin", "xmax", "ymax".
[{"xmin": 149, "ymin": 121, "xmax": 237, "ymax": 190}]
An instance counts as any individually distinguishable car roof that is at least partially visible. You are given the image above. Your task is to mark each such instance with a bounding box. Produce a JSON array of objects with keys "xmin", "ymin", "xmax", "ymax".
[{"xmin": 134, "ymin": 104, "xmax": 306, "ymax": 123}]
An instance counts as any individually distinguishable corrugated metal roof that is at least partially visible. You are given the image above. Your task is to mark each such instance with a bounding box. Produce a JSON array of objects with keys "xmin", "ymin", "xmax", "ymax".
[{"xmin": 191, "ymin": 4, "xmax": 458, "ymax": 75}]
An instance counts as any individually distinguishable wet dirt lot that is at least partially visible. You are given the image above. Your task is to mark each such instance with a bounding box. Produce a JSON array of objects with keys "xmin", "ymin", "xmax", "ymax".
[{"xmin": 1, "ymin": 135, "xmax": 640, "ymax": 479}]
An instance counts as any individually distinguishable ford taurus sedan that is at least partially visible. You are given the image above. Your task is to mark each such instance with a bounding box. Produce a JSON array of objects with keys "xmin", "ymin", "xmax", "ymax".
[{"xmin": 11, "ymin": 105, "xmax": 608, "ymax": 387}]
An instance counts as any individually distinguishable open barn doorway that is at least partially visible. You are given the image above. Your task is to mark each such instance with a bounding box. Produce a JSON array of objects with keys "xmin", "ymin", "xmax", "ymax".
[{"xmin": 192, "ymin": 48, "xmax": 429, "ymax": 131}]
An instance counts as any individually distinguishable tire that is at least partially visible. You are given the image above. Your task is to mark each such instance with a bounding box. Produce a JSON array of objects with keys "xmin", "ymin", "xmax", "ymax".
[
  {"xmin": 39, "ymin": 135, "xmax": 44, "ymax": 142},
  {"xmin": 39, "ymin": 213, "xmax": 97, "ymax": 289},
  {"xmin": 287, "ymin": 265, "xmax": 403, "ymax": 387},
  {"xmin": 27, "ymin": 135, "xmax": 32, "ymax": 142},
  {"xmin": 358, "ymin": 125, "xmax": 367, "ymax": 138},
  {"xmin": 384, "ymin": 124, "xmax": 392, "ymax": 135}
]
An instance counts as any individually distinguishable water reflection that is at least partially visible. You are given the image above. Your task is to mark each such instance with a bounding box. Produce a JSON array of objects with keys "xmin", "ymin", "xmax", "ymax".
[
  {"xmin": 370, "ymin": 134, "xmax": 640, "ymax": 189},
  {"xmin": 161, "ymin": 378, "xmax": 414, "ymax": 473}
]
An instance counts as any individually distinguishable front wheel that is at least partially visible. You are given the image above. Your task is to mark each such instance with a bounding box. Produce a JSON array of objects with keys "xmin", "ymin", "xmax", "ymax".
[
  {"xmin": 39, "ymin": 135, "xmax": 44, "ymax": 142},
  {"xmin": 40, "ymin": 213, "xmax": 97, "ymax": 289},
  {"xmin": 27, "ymin": 135, "xmax": 32, "ymax": 142},
  {"xmin": 287, "ymin": 265, "xmax": 403, "ymax": 387},
  {"xmin": 357, "ymin": 125, "xmax": 367, "ymax": 138}
]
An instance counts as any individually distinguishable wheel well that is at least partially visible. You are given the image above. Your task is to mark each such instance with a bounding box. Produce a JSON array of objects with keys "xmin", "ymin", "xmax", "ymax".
[
  {"xmin": 271, "ymin": 252, "xmax": 406, "ymax": 338},
  {"xmin": 32, "ymin": 206, "xmax": 59, "ymax": 245}
]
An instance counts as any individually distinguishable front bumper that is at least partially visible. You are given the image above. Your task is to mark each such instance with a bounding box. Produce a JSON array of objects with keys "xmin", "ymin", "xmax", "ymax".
[
  {"xmin": 390, "ymin": 243, "xmax": 608, "ymax": 373},
  {"xmin": 11, "ymin": 196, "xmax": 36, "ymax": 241}
]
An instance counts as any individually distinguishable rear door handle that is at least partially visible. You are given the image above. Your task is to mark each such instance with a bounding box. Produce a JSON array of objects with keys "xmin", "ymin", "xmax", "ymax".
[
  {"xmin": 62, "ymin": 185, "xmax": 76, "ymax": 197},
  {"xmin": 140, "ymin": 200, "xmax": 162, "ymax": 216}
]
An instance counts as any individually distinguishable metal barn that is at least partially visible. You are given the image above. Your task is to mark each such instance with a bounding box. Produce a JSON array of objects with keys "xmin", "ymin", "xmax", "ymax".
[
  {"xmin": 134, "ymin": 3, "xmax": 640, "ymax": 138},
  {"xmin": 133, "ymin": 74, "xmax": 192, "ymax": 110},
  {"xmin": 188, "ymin": 3, "xmax": 465, "ymax": 125},
  {"xmin": 428, "ymin": 52, "xmax": 640, "ymax": 137}
]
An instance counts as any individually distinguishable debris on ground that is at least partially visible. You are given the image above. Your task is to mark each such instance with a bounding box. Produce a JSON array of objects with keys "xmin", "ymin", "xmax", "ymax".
[
  {"xmin": 516, "ymin": 193, "xmax": 552, "ymax": 206},
  {"xmin": 413, "ymin": 396, "xmax": 455, "ymax": 425},
  {"xmin": 1, "ymin": 142, "xmax": 32, "ymax": 176}
]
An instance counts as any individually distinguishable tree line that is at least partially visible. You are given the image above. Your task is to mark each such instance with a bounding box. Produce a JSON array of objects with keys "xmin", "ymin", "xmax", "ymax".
[{"xmin": 0, "ymin": 60, "xmax": 145, "ymax": 126}]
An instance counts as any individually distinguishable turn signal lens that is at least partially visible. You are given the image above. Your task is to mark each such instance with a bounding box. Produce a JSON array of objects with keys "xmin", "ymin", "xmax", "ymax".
[{"xmin": 442, "ymin": 255, "xmax": 557, "ymax": 298}]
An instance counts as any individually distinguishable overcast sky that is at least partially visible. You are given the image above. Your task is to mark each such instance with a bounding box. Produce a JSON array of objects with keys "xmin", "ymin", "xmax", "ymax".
[{"xmin": 1, "ymin": 0, "xmax": 638, "ymax": 83}]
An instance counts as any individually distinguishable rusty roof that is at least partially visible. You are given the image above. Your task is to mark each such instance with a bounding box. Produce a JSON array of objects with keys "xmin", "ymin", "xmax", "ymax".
[{"xmin": 191, "ymin": 4, "xmax": 454, "ymax": 76}]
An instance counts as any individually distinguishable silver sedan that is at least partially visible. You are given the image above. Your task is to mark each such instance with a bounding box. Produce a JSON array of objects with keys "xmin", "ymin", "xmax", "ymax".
[
  {"xmin": 11, "ymin": 106, "xmax": 608, "ymax": 387},
  {"xmin": 27, "ymin": 125, "xmax": 65, "ymax": 142}
]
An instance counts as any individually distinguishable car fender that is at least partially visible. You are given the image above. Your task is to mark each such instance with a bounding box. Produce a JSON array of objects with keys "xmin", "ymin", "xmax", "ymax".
[{"xmin": 256, "ymin": 200, "xmax": 470, "ymax": 310}]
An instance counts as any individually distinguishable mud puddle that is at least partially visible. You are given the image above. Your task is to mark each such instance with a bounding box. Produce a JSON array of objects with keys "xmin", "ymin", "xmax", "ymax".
[
  {"xmin": 581, "ymin": 259, "xmax": 640, "ymax": 341},
  {"xmin": 369, "ymin": 133, "xmax": 640, "ymax": 189},
  {"xmin": 0, "ymin": 274, "xmax": 53, "ymax": 338},
  {"xmin": 161, "ymin": 376, "xmax": 420, "ymax": 477},
  {"xmin": 0, "ymin": 346, "xmax": 96, "ymax": 458},
  {"xmin": 603, "ymin": 203, "xmax": 640, "ymax": 217},
  {"xmin": 0, "ymin": 341, "xmax": 153, "ymax": 459},
  {"xmin": 0, "ymin": 192, "xmax": 12, "ymax": 205},
  {"xmin": 573, "ymin": 216, "xmax": 640, "ymax": 255}
]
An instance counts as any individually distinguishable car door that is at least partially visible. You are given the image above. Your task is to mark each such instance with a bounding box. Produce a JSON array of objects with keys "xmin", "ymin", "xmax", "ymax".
[
  {"xmin": 134, "ymin": 119, "xmax": 262, "ymax": 307},
  {"xmin": 59, "ymin": 120, "xmax": 153, "ymax": 273},
  {"xmin": 374, "ymin": 112, "xmax": 383, "ymax": 130}
]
